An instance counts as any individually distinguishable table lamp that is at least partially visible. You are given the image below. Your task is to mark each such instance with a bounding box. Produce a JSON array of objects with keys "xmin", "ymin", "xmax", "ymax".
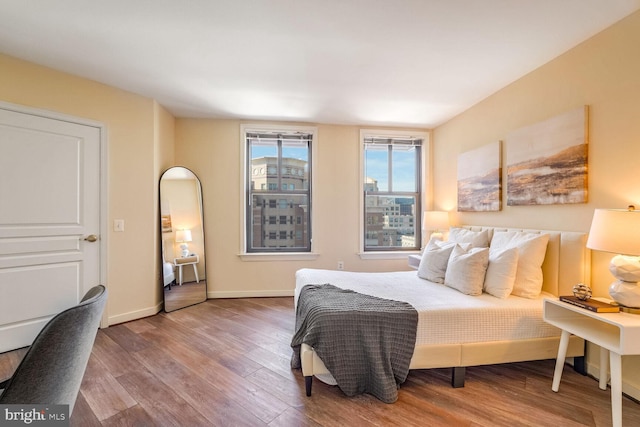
[
  {"xmin": 586, "ymin": 206, "xmax": 640, "ymax": 308},
  {"xmin": 175, "ymin": 229, "xmax": 192, "ymax": 258},
  {"xmin": 423, "ymin": 211, "xmax": 449, "ymax": 241}
]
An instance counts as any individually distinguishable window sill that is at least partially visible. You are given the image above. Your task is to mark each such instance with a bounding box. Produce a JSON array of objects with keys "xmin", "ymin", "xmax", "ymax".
[
  {"xmin": 358, "ymin": 251, "xmax": 421, "ymax": 260},
  {"xmin": 239, "ymin": 252, "xmax": 320, "ymax": 262}
]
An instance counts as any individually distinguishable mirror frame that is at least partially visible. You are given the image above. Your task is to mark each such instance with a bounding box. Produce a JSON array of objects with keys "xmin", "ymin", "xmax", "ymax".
[{"xmin": 159, "ymin": 166, "xmax": 207, "ymax": 312}]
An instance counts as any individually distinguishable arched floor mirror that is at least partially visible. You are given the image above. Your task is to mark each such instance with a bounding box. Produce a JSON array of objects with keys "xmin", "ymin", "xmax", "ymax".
[{"xmin": 159, "ymin": 166, "xmax": 207, "ymax": 312}]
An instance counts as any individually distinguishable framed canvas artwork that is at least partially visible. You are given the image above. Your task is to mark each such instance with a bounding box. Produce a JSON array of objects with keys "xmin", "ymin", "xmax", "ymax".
[
  {"xmin": 506, "ymin": 106, "xmax": 588, "ymax": 206},
  {"xmin": 457, "ymin": 141, "xmax": 501, "ymax": 212},
  {"xmin": 161, "ymin": 214, "xmax": 172, "ymax": 233}
]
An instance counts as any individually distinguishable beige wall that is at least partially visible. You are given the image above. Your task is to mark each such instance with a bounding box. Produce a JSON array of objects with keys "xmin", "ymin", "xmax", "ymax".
[
  {"xmin": 433, "ymin": 11, "xmax": 640, "ymax": 397},
  {"xmin": 175, "ymin": 120, "xmax": 427, "ymax": 297},
  {"xmin": 0, "ymin": 53, "xmax": 173, "ymax": 325}
]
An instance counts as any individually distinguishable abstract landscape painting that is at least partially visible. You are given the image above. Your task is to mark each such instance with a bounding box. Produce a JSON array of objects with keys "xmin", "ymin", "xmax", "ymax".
[
  {"xmin": 506, "ymin": 106, "xmax": 588, "ymax": 206},
  {"xmin": 457, "ymin": 141, "xmax": 501, "ymax": 212},
  {"xmin": 161, "ymin": 214, "xmax": 172, "ymax": 233}
]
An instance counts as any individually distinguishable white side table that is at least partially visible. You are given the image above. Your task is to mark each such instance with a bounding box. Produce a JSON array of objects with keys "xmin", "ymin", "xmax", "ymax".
[
  {"xmin": 543, "ymin": 298, "xmax": 640, "ymax": 427},
  {"xmin": 174, "ymin": 254, "xmax": 199, "ymax": 286},
  {"xmin": 408, "ymin": 254, "xmax": 421, "ymax": 270}
]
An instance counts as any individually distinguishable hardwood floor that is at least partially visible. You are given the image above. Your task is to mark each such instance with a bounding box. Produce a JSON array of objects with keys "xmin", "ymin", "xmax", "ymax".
[
  {"xmin": 2, "ymin": 297, "xmax": 640, "ymax": 426},
  {"xmin": 163, "ymin": 279, "xmax": 207, "ymax": 312}
]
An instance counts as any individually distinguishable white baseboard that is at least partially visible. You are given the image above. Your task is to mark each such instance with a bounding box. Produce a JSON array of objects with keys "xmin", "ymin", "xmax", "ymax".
[
  {"xmin": 207, "ymin": 289, "xmax": 294, "ymax": 299},
  {"xmin": 106, "ymin": 291, "xmax": 294, "ymax": 326},
  {"xmin": 108, "ymin": 302, "xmax": 162, "ymax": 326},
  {"xmin": 586, "ymin": 360, "xmax": 640, "ymax": 402}
]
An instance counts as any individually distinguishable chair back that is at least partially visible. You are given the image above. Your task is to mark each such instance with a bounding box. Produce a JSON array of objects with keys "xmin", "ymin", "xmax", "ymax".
[{"xmin": 0, "ymin": 285, "xmax": 107, "ymax": 414}]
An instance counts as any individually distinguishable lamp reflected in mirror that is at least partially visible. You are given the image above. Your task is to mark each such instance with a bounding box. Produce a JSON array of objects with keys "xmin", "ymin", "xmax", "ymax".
[
  {"xmin": 159, "ymin": 167, "xmax": 207, "ymax": 312},
  {"xmin": 175, "ymin": 229, "xmax": 193, "ymax": 257}
]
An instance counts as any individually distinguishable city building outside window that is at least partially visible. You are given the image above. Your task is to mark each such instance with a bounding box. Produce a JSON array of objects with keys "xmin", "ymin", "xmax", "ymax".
[
  {"xmin": 361, "ymin": 131, "xmax": 426, "ymax": 252},
  {"xmin": 244, "ymin": 127, "xmax": 314, "ymax": 253}
]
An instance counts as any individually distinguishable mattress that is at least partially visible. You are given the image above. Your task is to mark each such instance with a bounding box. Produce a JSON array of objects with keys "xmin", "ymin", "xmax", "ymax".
[
  {"xmin": 295, "ymin": 268, "xmax": 561, "ymax": 346},
  {"xmin": 163, "ymin": 262, "xmax": 175, "ymax": 286}
]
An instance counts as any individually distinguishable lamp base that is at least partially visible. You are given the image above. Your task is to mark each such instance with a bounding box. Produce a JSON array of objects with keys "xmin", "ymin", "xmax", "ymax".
[
  {"xmin": 180, "ymin": 243, "xmax": 189, "ymax": 258},
  {"xmin": 609, "ymin": 280, "xmax": 640, "ymax": 309},
  {"xmin": 610, "ymin": 254, "xmax": 640, "ymax": 282}
]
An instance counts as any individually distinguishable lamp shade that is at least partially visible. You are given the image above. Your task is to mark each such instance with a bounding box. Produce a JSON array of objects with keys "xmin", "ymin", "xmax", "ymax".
[
  {"xmin": 175, "ymin": 229, "xmax": 192, "ymax": 243},
  {"xmin": 586, "ymin": 209, "xmax": 640, "ymax": 256},
  {"xmin": 422, "ymin": 211, "xmax": 449, "ymax": 231}
]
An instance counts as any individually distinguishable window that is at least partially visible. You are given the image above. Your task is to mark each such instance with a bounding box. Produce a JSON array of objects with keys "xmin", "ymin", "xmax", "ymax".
[
  {"xmin": 361, "ymin": 131, "xmax": 425, "ymax": 252},
  {"xmin": 244, "ymin": 126, "xmax": 314, "ymax": 253}
]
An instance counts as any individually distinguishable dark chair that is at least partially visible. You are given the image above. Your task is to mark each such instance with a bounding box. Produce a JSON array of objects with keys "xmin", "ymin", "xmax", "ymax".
[{"xmin": 0, "ymin": 285, "xmax": 107, "ymax": 414}]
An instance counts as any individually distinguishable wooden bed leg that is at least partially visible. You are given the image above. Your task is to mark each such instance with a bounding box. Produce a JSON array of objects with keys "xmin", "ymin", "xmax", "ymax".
[
  {"xmin": 451, "ymin": 367, "xmax": 465, "ymax": 388},
  {"xmin": 305, "ymin": 376, "xmax": 313, "ymax": 396},
  {"xmin": 573, "ymin": 355, "xmax": 587, "ymax": 375}
]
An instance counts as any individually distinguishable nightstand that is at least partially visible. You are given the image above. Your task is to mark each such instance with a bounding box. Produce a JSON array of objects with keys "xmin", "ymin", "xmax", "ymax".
[
  {"xmin": 408, "ymin": 254, "xmax": 421, "ymax": 270},
  {"xmin": 174, "ymin": 254, "xmax": 200, "ymax": 285},
  {"xmin": 543, "ymin": 298, "xmax": 640, "ymax": 427}
]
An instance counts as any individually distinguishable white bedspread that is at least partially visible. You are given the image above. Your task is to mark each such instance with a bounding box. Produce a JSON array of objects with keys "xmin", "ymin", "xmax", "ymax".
[{"xmin": 295, "ymin": 268, "xmax": 561, "ymax": 346}]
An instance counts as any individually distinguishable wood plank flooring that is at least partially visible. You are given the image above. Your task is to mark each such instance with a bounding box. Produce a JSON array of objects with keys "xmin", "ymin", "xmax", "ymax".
[{"xmin": 2, "ymin": 297, "xmax": 640, "ymax": 426}]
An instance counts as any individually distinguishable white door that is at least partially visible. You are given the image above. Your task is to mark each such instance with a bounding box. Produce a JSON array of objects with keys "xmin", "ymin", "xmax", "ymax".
[{"xmin": 0, "ymin": 106, "xmax": 102, "ymax": 353}]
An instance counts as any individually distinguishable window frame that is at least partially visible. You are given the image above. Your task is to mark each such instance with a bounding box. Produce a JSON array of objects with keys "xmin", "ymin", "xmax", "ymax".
[
  {"xmin": 240, "ymin": 124, "xmax": 318, "ymax": 260},
  {"xmin": 359, "ymin": 129, "xmax": 430, "ymax": 259}
]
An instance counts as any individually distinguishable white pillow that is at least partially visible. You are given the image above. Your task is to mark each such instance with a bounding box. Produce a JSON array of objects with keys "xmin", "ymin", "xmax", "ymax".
[
  {"xmin": 448, "ymin": 227, "xmax": 490, "ymax": 248},
  {"xmin": 417, "ymin": 238, "xmax": 456, "ymax": 283},
  {"xmin": 444, "ymin": 245, "xmax": 490, "ymax": 295},
  {"xmin": 490, "ymin": 231, "xmax": 549, "ymax": 298},
  {"xmin": 484, "ymin": 247, "xmax": 519, "ymax": 298}
]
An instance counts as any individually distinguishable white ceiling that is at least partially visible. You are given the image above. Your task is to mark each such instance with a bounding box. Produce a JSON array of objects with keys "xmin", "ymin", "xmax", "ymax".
[{"xmin": 0, "ymin": 1, "xmax": 638, "ymax": 127}]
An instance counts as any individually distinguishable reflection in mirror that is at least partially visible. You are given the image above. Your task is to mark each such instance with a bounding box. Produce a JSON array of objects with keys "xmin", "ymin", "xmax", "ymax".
[{"xmin": 160, "ymin": 167, "xmax": 207, "ymax": 312}]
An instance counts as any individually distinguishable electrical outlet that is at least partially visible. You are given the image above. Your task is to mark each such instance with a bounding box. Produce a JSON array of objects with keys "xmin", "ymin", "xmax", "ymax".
[
  {"xmin": 337, "ymin": 261, "xmax": 344, "ymax": 270},
  {"xmin": 114, "ymin": 219, "xmax": 125, "ymax": 232}
]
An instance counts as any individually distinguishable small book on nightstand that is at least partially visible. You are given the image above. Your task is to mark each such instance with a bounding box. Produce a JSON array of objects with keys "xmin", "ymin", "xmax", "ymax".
[{"xmin": 559, "ymin": 295, "xmax": 620, "ymax": 313}]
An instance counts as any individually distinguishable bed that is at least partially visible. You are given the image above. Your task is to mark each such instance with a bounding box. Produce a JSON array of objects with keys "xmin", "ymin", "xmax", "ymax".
[
  {"xmin": 163, "ymin": 261, "xmax": 175, "ymax": 289},
  {"xmin": 162, "ymin": 239, "xmax": 176, "ymax": 289},
  {"xmin": 292, "ymin": 227, "xmax": 590, "ymax": 401}
]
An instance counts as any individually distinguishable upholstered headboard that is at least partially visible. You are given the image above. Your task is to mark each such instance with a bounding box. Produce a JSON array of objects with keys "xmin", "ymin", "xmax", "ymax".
[{"xmin": 460, "ymin": 226, "xmax": 590, "ymax": 297}]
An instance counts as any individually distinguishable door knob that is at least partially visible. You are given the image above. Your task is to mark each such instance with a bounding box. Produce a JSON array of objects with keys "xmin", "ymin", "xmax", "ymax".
[{"xmin": 84, "ymin": 234, "xmax": 99, "ymax": 242}]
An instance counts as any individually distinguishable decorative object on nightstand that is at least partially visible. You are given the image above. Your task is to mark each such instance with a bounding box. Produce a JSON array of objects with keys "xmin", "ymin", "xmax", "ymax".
[
  {"xmin": 586, "ymin": 206, "xmax": 640, "ymax": 308},
  {"xmin": 175, "ymin": 228, "xmax": 193, "ymax": 258},
  {"xmin": 422, "ymin": 211, "xmax": 449, "ymax": 240},
  {"xmin": 572, "ymin": 283, "xmax": 592, "ymax": 300},
  {"xmin": 560, "ymin": 282, "xmax": 619, "ymax": 313}
]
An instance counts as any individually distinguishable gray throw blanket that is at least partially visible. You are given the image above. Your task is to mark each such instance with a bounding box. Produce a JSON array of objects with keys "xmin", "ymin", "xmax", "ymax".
[{"xmin": 291, "ymin": 284, "xmax": 418, "ymax": 403}]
